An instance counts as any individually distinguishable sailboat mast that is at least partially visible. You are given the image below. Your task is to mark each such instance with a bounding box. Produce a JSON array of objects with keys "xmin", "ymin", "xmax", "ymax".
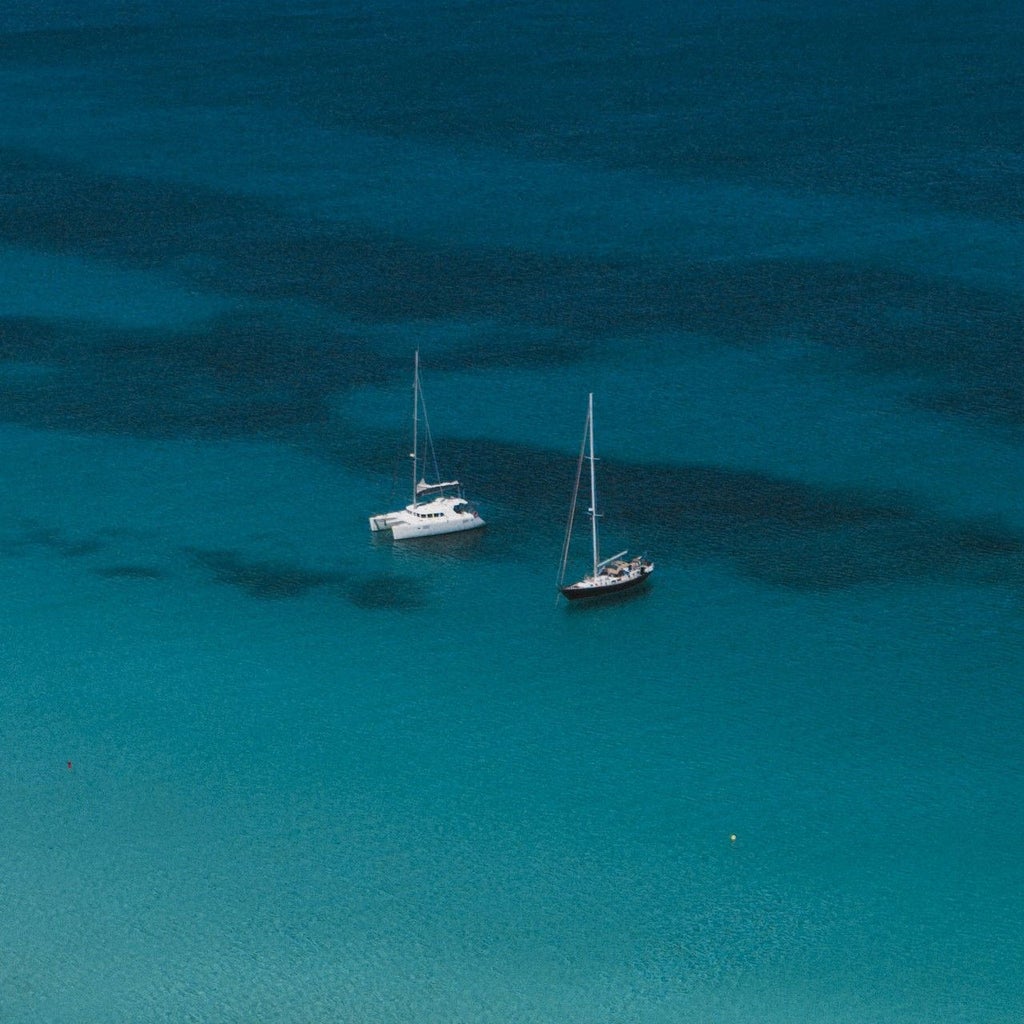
[
  {"xmin": 411, "ymin": 350, "xmax": 420, "ymax": 508},
  {"xmin": 587, "ymin": 392, "xmax": 599, "ymax": 578}
]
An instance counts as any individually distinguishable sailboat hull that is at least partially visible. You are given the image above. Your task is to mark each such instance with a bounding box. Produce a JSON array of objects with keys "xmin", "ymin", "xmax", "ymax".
[
  {"xmin": 559, "ymin": 560, "xmax": 654, "ymax": 600},
  {"xmin": 557, "ymin": 394, "xmax": 654, "ymax": 602}
]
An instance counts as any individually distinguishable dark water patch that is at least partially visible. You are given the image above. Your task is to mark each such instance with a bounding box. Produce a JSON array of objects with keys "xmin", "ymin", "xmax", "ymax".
[
  {"xmin": 278, "ymin": 5, "xmax": 1021, "ymax": 218},
  {"xmin": 915, "ymin": 383, "xmax": 1024, "ymax": 431},
  {"xmin": 0, "ymin": 311, "xmax": 582, "ymax": 445},
  {"xmin": 0, "ymin": 317, "xmax": 64, "ymax": 360},
  {"xmin": 12, "ymin": 521, "xmax": 106, "ymax": 559},
  {"xmin": 10, "ymin": 144, "xmax": 1019, "ymax": 356},
  {"xmin": 347, "ymin": 574, "xmax": 428, "ymax": 611},
  {"xmin": 0, "ymin": 145, "xmax": 681, "ymax": 333},
  {"xmin": 604, "ymin": 259, "xmax": 1024, "ymax": 435},
  {"xmin": 6, "ymin": 5, "xmax": 1019, "ymax": 221},
  {"xmin": 0, "ymin": 148, "xmax": 507, "ymax": 320},
  {"xmin": 185, "ymin": 547, "xmax": 345, "ymax": 599},
  {"xmin": 620, "ymin": 460, "xmax": 1024, "ymax": 592},
  {"xmin": 743, "ymin": 516, "xmax": 1024, "ymax": 592},
  {"xmin": 0, "ymin": 311, "xmax": 391, "ymax": 441},
  {"xmin": 0, "ymin": 149, "xmax": 435, "ymax": 324},
  {"xmin": 414, "ymin": 333, "xmax": 595, "ymax": 376},
  {"xmin": 393, "ymin": 435, "xmax": 1024, "ymax": 594},
  {"xmin": 946, "ymin": 524, "xmax": 1024, "ymax": 558},
  {"xmin": 839, "ymin": 280, "xmax": 1024, "ymax": 430},
  {"xmin": 71, "ymin": 0, "xmax": 1009, "ymax": 220},
  {"xmin": 94, "ymin": 564, "xmax": 168, "ymax": 580},
  {"xmin": 624, "ymin": 461, "xmax": 916, "ymax": 532},
  {"xmin": 0, "ymin": 147, "xmax": 278, "ymax": 274},
  {"xmin": 434, "ymin": 435, "xmax": 916, "ymax": 537},
  {"xmin": 54, "ymin": 538, "xmax": 104, "ymax": 557},
  {"xmin": 4, "ymin": 147, "xmax": 1023, "ymax": 441}
]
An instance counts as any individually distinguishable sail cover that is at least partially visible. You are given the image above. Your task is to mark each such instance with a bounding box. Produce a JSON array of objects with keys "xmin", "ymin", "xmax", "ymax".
[{"xmin": 416, "ymin": 479, "xmax": 460, "ymax": 496}]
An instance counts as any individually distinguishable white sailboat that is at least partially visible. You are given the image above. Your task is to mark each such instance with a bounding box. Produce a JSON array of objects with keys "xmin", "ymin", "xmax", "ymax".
[
  {"xmin": 558, "ymin": 393, "xmax": 653, "ymax": 600},
  {"xmin": 368, "ymin": 351, "xmax": 485, "ymax": 540}
]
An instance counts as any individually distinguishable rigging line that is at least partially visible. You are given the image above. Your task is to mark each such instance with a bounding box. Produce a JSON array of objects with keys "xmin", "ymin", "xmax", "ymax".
[
  {"xmin": 557, "ymin": 409, "xmax": 591, "ymax": 587},
  {"xmin": 417, "ymin": 382, "xmax": 444, "ymax": 486}
]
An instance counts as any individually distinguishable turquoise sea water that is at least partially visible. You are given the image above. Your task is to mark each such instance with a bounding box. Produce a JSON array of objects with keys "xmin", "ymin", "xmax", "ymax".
[{"xmin": 2, "ymin": 2, "xmax": 1022, "ymax": 1021}]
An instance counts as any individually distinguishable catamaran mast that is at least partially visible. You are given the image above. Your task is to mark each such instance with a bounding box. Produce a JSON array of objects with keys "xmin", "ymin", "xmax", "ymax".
[
  {"xmin": 587, "ymin": 392, "xmax": 600, "ymax": 578},
  {"xmin": 411, "ymin": 350, "xmax": 420, "ymax": 509}
]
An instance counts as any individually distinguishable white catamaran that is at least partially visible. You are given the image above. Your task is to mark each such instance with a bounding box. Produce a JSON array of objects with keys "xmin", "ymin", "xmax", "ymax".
[
  {"xmin": 558, "ymin": 393, "xmax": 653, "ymax": 600},
  {"xmin": 368, "ymin": 352, "xmax": 485, "ymax": 540}
]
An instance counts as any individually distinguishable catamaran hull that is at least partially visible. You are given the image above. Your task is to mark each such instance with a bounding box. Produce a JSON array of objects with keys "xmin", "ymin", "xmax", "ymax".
[
  {"xmin": 368, "ymin": 506, "xmax": 485, "ymax": 539},
  {"xmin": 389, "ymin": 515, "xmax": 484, "ymax": 540}
]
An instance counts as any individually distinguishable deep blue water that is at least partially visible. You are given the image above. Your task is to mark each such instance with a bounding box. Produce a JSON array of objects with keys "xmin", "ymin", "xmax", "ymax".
[{"xmin": 1, "ymin": 2, "xmax": 1022, "ymax": 1021}]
